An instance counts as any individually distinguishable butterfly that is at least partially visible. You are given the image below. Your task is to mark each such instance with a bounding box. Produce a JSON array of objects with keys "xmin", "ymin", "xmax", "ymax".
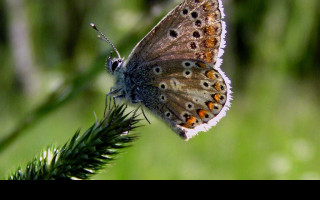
[{"xmin": 91, "ymin": 0, "xmax": 232, "ymax": 140}]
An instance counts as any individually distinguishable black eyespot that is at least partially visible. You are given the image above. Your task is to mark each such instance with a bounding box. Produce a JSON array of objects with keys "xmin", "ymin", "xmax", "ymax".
[
  {"xmin": 161, "ymin": 84, "xmax": 166, "ymax": 89},
  {"xmin": 154, "ymin": 66, "xmax": 162, "ymax": 75},
  {"xmin": 193, "ymin": 31, "xmax": 201, "ymax": 38},
  {"xmin": 170, "ymin": 30, "xmax": 178, "ymax": 38},
  {"xmin": 195, "ymin": 20, "xmax": 202, "ymax": 27},
  {"xmin": 183, "ymin": 9, "xmax": 189, "ymax": 15},
  {"xmin": 188, "ymin": 104, "xmax": 192, "ymax": 109},
  {"xmin": 221, "ymin": 85, "xmax": 225, "ymax": 90},
  {"xmin": 190, "ymin": 42, "xmax": 197, "ymax": 50},
  {"xmin": 191, "ymin": 12, "xmax": 198, "ymax": 19},
  {"xmin": 185, "ymin": 62, "xmax": 191, "ymax": 67},
  {"xmin": 184, "ymin": 113, "xmax": 189, "ymax": 119},
  {"xmin": 185, "ymin": 71, "xmax": 191, "ymax": 75},
  {"xmin": 203, "ymin": 82, "xmax": 209, "ymax": 87}
]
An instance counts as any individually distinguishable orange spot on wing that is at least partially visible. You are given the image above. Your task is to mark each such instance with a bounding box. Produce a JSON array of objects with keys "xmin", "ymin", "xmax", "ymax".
[
  {"xmin": 180, "ymin": 123, "xmax": 191, "ymax": 129},
  {"xmin": 186, "ymin": 115, "xmax": 197, "ymax": 127},
  {"xmin": 203, "ymin": 2, "xmax": 211, "ymax": 11},
  {"xmin": 207, "ymin": 102, "xmax": 215, "ymax": 112},
  {"xmin": 213, "ymin": 94, "xmax": 221, "ymax": 103},
  {"xmin": 204, "ymin": 51, "xmax": 213, "ymax": 63},
  {"xmin": 196, "ymin": 62, "xmax": 207, "ymax": 68},
  {"xmin": 205, "ymin": 23, "xmax": 222, "ymax": 37},
  {"xmin": 205, "ymin": 38, "xmax": 216, "ymax": 48},
  {"xmin": 213, "ymin": 82, "xmax": 221, "ymax": 92},
  {"xmin": 197, "ymin": 109, "xmax": 208, "ymax": 119},
  {"xmin": 206, "ymin": 70, "xmax": 216, "ymax": 80},
  {"xmin": 204, "ymin": 26, "xmax": 215, "ymax": 36},
  {"xmin": 207, "ymin": 13, "xmax": 218, "ymax": 22}
]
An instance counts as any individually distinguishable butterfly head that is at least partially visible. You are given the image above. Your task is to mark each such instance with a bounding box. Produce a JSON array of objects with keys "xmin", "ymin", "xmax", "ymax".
[
  {"xmin": 90, "ymin": 23, "xmax": 124, "ymax": 74},
  {"xmin": 107, "ymin": 55, "xmax": 123, "ymax": 75}
]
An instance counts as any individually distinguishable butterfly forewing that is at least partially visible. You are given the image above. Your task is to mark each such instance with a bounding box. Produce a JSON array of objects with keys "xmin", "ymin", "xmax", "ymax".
[{"xmin": 125, "ymin": 0, "xmax": 226, "ymax": 70}]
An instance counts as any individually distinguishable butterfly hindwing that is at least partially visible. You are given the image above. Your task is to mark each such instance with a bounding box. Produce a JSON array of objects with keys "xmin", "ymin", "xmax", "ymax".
[{"xmin": 130, "ymin": 59, "xmax": 231, "ymax": 140}]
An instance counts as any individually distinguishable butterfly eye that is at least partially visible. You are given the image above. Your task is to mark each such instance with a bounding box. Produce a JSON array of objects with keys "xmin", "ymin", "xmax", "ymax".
[
  {"xmin": 111, "ymin": 61, "xmax": 119, "ymax": 72},
  {"xmin": 110, "ymin": 59, "xmax": 122, "ymax": 72},
  {"xmin": 107, "ymin": 57, "xmax": 122, "ymax": 74}
]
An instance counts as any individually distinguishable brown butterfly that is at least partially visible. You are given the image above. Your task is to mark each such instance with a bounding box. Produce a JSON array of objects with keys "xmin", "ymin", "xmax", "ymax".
[{"xmin": 92, "ymin": 0, "xmax": 232, "ymax": 140}]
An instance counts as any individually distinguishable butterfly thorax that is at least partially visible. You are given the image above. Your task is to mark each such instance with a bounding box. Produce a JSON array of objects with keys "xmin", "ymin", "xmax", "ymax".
[{"xmin": 112, "ymin": 64, "xmax": 143, "ymax": 104}]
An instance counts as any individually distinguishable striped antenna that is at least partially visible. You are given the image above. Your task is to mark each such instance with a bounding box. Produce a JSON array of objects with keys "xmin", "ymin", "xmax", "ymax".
[{"xmin": 90, "ymin": 23, "xmax": 121, "ymax": 59}]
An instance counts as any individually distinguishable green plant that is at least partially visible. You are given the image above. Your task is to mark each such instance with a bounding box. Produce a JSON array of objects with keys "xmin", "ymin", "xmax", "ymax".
[{"xmin": 8, "ymin": 101, "xmax": 141, "ymax": 180}]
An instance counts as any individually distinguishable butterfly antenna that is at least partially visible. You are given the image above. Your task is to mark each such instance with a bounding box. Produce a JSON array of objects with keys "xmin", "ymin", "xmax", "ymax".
[{"xmin": 90, "ymin": 23, "xmax": 121, "ymax": 59}]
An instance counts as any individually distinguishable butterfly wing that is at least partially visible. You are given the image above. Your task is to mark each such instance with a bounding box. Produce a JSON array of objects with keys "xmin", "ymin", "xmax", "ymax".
[
  {"xmin": 130, "ymin": 59, "xmax": 232, "ymax": 140},
  {"xmin": 120, "ymin": 0, "xmax": 230, "ymax": 140},
  {"xmin": 124, "ymin": 0, "xmax": 226, "ymax": 70}
]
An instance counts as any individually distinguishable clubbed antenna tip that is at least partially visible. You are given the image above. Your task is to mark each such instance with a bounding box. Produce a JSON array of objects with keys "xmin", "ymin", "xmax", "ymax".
[
  {"xmin": 90, "ymin": 23, "xmax": 95, "ymax": 28},
  {"xmin": 90, "ymin": 22, "xmax": 121, "ymax": 60}
]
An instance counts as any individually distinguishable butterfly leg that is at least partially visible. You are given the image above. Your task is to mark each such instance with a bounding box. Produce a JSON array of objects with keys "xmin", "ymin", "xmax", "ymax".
[
  {"xmin": 104, "ymin": 88, "xmax": 122, "ymax": 108},
  {"xmin": 106, "ymin": 87, "xmax": 121, "ymax": 96},
  {"xmin": 131, "ymin": 99, "xmax": 151, "ymax": 125},
  {"xmin": 140, "ymin": 106, "xmax": 151, "ymax": 125},
  {"xmin": 112, "ymin": 94, "xmax": 126, "ymax": 104},
  {"xmin": 132, "ymin": 99, "xmax": 142, "ymax": 104}
]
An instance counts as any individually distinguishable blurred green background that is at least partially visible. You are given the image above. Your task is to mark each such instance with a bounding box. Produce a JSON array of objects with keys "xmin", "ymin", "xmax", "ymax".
[{"xmin": 0, "ymin": 0, "xmax": 319, "ymax": 180}]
